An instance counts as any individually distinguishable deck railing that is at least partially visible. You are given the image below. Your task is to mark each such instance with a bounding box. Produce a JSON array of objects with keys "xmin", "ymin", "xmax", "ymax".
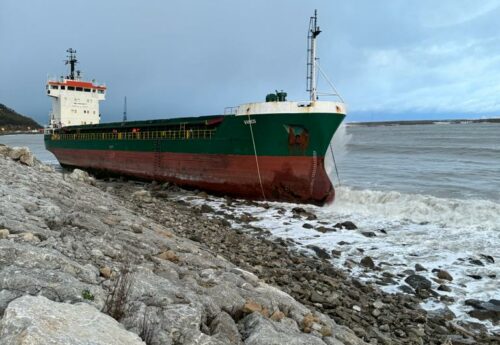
[{"xmin": 51, "ymin": 128, "xmax": 216, "ymax": 141}]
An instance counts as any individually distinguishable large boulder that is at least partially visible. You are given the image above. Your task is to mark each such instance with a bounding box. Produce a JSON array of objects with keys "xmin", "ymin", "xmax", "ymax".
[
  {"xmin": 5, "ymin": 146, "xmax": 35, "ymax": 166},
  {"xmin": 0, "ymin": 295, "xmax": 145, "ymax": 345},
  {"xmin": 68, "ymin": 169, "xmax": 96, "ymax": 185},
  {"xmin": 239, "ymin": 313, "xmax": 327, "ymax": 345},
  {"xmin": 404, "ymin": 274, "xmax": 432, "ymax": 290}
]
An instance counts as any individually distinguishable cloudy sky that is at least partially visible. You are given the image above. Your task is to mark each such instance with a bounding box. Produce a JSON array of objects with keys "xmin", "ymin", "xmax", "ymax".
[{"xmin": 2, "ymin": 0, "xmax": 500, "ymax": 124}]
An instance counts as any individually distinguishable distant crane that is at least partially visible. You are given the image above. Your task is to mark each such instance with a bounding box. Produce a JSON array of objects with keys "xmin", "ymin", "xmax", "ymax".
[{"xmin": 123, "ymin": 96, "xmax": 127, "ymax": 122}]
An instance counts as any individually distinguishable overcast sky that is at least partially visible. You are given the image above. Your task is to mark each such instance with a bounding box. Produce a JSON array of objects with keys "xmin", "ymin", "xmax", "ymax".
[{"xmin": 2, "ymin": 0, "xmax": 500, "ymax": 124}]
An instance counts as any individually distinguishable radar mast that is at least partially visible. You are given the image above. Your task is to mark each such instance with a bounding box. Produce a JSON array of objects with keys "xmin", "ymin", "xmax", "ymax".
[
  {"xmin": 306, "ymin": 10, "xmax": 321, "ymax": 101},
  {"xmin": 65, "ymin": 48, "xmax": 78, "ymax": 80}
]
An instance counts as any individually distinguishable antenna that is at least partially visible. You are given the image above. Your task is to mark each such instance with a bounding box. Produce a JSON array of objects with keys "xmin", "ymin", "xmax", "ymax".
[
  {"xmin": 123, "ymin": 96, "xmax": 127, "ymax": 122},
  {"xmin": 306, "ymin": 10, "xmax": 321, "ymax": 101},
  {"xmin": 65, "ymin": 48, "xmax": 78, "ymax": 80}
]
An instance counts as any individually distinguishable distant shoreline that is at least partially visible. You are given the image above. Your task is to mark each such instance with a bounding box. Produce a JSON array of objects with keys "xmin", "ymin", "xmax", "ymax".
[
  {"xmin": 0, "ymin": 131, "xmax": 42, "ymax": 136},
  {"xmin": 348, "ymin": 118, "xmax": 500, "ymax": 127}
]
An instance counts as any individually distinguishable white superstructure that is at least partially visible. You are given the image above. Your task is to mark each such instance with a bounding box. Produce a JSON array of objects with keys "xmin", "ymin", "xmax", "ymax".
[{"xmin": 46, "ymin": 49, "xmax": 106, "ymax": 128}]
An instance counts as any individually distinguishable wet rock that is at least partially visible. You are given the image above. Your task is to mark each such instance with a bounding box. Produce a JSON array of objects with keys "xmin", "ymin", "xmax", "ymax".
[
  {"xmin": 333, "ymin": 221, "xmax": 357, "ymax": 230},
  {"xmin": 361, "ymin": 231, "xmax": 376, "ymax": 238},
  {"xmin": 0, "ymin": 295, "xmax": 144, "ymax": 344},
  {"xmin": 465, "ymin": 299, "xmax": 500, "ymax": 323},
  {"xmin": 307, "ymin": 245, "xmax": 331, "ymax": 260},
  {"xmin": 468, "ymin": 258, "xmax": 484, "ymax": 266},
  {"xmin": 440, "ymin": 295, "xmax": 455, "ymax": 303},
  {"xmin": 402, "ymin": 269, "xmax": 415, "ymax": 276},
  {"xmin": 428, "ymin": 306, "xmax": 456, "ymax": 321},
  {"xmin": 302, "ymin": 223, "xmax": 314, "ymax": 229},
  {"xmin": 200, "ymin": 203, "xmax": 215, "ymax": 213},
  {"xmin": 331, "ymin": 249, "xmax": 342, "ymax": 258},
  {"xmin": 337, "ymin": 241, "xmax": 351, "ymax": 246},
  {"xmin": 436, "ymin": 269, "xmax": 453, "ymax": 281},
  {"xmin": 438, "ymin": 284, "xmax": 452, "ymax": 292},
  {"xmin": 291, "ymin": 207, "xmax": 316, "ymax": 220},
  {"xmin": 404, "ymin": 275, "xmax": 432, "ymax": 290},
  {"xmin": 480, "ymin": 254, "xmax": 495, "ymax": 264},
  {"xmin": 467, "ymin": 274, "xmax": 482, "ymax": 280},
  {"xmin": 315, "ymin": 226, "xmax": 336, "ymax": 233},
  {"xmin": 415, "ymin": 263, "xmax": 426, "ymax": 272},
  {"xmin": 360, "ymin": 256, "xmax": 375, "ymax": 269}
]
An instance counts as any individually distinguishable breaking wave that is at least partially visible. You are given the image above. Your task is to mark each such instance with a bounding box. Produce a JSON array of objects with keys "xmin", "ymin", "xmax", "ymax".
[{"xmin": 330, "ymin": 186, "xmax": 500, "ymax": 231}]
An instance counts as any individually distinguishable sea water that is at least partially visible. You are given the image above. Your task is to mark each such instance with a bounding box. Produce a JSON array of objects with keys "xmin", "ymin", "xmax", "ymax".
[{"xmin": 2, "ymin": 124, "xmax": 499, "ymax": 331}]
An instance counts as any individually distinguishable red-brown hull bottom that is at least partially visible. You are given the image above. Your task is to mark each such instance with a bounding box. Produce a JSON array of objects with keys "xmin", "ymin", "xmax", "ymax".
[{"xmin": 50, "ymin": 149, "xmax": 334, "ymax": 205}]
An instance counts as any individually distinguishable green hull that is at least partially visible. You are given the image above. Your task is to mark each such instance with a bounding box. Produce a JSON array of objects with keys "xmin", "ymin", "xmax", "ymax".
[
  {"xmin": 45, "ymin": 111, "xmax": 345, "ymax": 204},
  {"xmin": 45, "ymin": 112, "xmax": 344, "ymax": 157}
]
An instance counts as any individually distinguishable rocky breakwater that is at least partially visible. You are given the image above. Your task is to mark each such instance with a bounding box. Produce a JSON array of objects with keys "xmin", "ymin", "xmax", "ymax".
[
  {"xmin": 104, "ymin": 186, "xmax": 500, "ymax": 344},
  {"xmin": 0, "ymin": 144, "xmax": 366, "ymax": 344}
]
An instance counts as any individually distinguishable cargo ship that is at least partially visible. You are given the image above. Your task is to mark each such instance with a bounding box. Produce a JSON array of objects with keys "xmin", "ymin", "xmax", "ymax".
[{"xmin": 44, "ymin": 12, "xmax": 346, "ymax": 205}]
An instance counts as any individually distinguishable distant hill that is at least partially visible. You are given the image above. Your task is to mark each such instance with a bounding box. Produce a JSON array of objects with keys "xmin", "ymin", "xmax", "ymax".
[{"xmin": 0, "ymin": 104, "xmax": 41, "ymax": 132}]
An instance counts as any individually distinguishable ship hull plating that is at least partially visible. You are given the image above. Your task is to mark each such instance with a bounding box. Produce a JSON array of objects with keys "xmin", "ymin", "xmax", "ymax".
[{"xmin": 50, "ymin": 148, "xmax": 334, "ymax": 205}]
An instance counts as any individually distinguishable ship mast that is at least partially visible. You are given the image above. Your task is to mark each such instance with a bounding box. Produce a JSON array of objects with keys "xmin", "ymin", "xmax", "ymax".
[
  {"xmin": 307, "ymin": 10, "xmax": 321, "ymax": 101},
  {"xmin": 65, "ymin": 48, "xmax": 78, "ymax": 80}
]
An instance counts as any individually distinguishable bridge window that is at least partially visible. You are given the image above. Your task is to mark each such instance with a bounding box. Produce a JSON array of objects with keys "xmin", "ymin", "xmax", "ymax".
[
  {"xmin": 68, "ymin": 86, "xmax": 75, "ymax": 90},
  {"xmin": 84, "ymin": 88, "xmax": 91, "ymax": 92},
  {"xmin": 76, "ymin": 87, "xmax": 83, "ymax": 91},
  {"xmin": 50, "ymin": 85, "xmax": 58, "ymax": 89},
  {"xmin": 98, "ymin": 90, "xmax": 104, "ymax": 94},
  {"xmin": 61, "ymin": 86, "xmax": 66, "ymax": 90}
]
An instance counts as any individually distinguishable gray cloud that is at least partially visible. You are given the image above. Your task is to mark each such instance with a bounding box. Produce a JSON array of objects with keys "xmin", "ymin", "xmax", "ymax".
[{"xmin": 1, "ymin": 0, "xmax": 500, "ymax": 123}]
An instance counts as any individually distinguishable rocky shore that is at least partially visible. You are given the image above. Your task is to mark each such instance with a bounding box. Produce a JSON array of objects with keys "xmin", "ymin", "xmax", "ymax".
[{"xmin": 0, "ymin": 144, "xmax": 498, "ymax": 344}]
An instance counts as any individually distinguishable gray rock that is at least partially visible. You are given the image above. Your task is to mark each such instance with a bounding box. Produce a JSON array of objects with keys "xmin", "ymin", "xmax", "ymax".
[
  {"xmin": 0, "ymin": 295, "xmax": 145, "ymax": 344},
  {"xmin": 0, "ymin": 229, "xmax": 9, "ymax": 239},
  {"xmin": 239, "ymin": 313, "xmax": 327, "ymax": 345},
  {"xmin": 414, "ymin": 264, "xmax": 426, "ymax": 272},
  {"xmin": 435, "ymin": 269, "xmax": 453, "ymax": 281},
  {"xmin": 0, "ymin": 146, "xmax": 367, "ymax": 345},
  {"xmin": 480, "ymin": 254, "xmax": 495, "ymax": 264},
  {"xmin": 307, "ymin": 245, "xmax": 331, "ymax": 259},
  {"xmin": 8, "ymin": 147, "xmax": 35, "ymax": 166},
  {"xmin": 210, "ymin": 311, "xmax": 243, "ymax": 345},
  {"xmin": 68, "ymin": 168, "xmax": 96, "ymax": 185},
  {"xmin": 438, "ymin": 284, "xmax": 452, "ymax": 292},
  {"xmin": 404, "ymin": 274, "xmax": 432, "ymax": 290},
  {"xmin": 465, "ymin": 299, "xmax": 500, "ymax": 323},
  {"xmin": 360, "ymin": 256, "xmax": 375, "ymax": 269},
  {"xmin": 333, "ymin": 221, "xmax": 357, "ymax": 230}
]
